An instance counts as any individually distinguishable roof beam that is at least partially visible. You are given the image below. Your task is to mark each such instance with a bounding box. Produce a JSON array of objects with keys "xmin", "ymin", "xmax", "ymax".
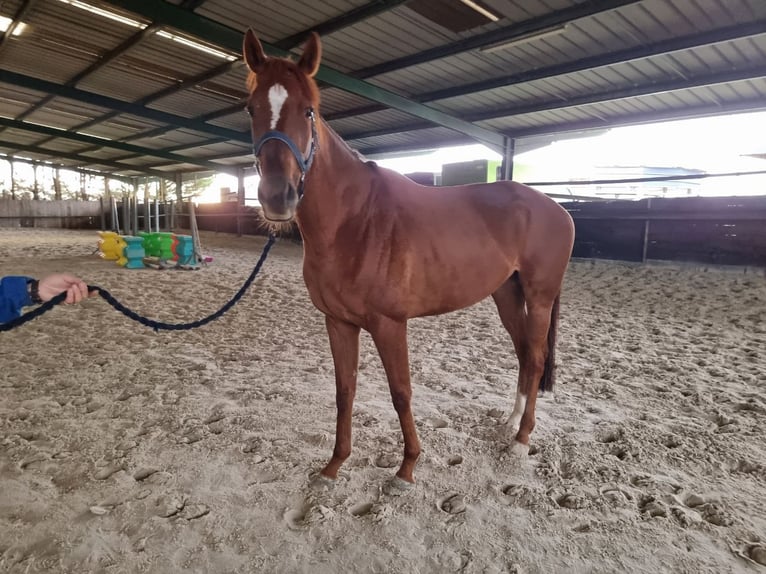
[
  {"xmin": 351, "ymin": 0, "xmax": 643, "ymax": 78},
  {"xmin": 0, "ymin": 117, "xmax": 238, "ymax": 174},
  {"xmin": 353, "ymin": 96, "xmax": 766, "ymax": 155},
  {"xmin": 0, "ymin": 142, "xmax": 170, "ymax": 179},
  {"xmin": 342, "ymin": 65, "xmax": 766, "ymax": 141},
  {"xmin": 17, "ymin": 24, "xmax": 162, "ymax": 122},
  {"xmin": 42, "ymin": 60, "xmax": 241, "ymax": 153},
  {"xmin": 102, "ymin": 0, "xmax": 507, "ymax": 152},
  {"xmin": 505, "ymin": 98, "xmax": 766, "ymax": 140},
  {"xmin": 326, "ymin": 19, "xmax": 766, "ymax": 121},
  {"xmin": 0, "ymin": 152, "xmax": 134, "ymax": 184},
  {"xmin": 0, "ymin": 68, "xmax": 252, "ymax": 143},
  {"xmin": 274, "ymin": 0, "xmax": 410, "ymax": 50},
  {"xmin": 0, "ymin": 0, "xmax": 38, "ymax": 52},
  {"xmin": 49, "ymin": 1, "xmax": 410, "ymax": 158},
  {"xmin": 179, "ymin": 0, "xmax": 208, "ymax": 10}
]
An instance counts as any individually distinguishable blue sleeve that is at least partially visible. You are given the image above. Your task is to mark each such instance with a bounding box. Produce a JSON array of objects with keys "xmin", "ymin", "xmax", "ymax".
[{"xmin": 0, "ymin": 276, "xmax": 34, "ymax": 323}]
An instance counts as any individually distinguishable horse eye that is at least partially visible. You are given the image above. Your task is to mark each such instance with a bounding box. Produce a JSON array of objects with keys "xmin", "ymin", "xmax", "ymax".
[{"xmin": 244, "ymin": 105, "xmax": 254, "ymax": 117}]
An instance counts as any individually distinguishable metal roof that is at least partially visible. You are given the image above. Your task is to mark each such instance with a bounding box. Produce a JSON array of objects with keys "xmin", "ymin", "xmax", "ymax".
[{"xmin": 0, "ymin": 0, "xmax": 764, "ymax": 180}]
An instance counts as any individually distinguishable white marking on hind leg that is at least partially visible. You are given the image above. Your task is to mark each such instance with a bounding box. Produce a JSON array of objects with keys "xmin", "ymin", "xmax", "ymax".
[
  {"xmin": 508, "ymin": 392, "xmax": 527, "ymax": 431},
  {"xmin": 268, "ymin": 83, "xmax": 288, "ymax": 129}
]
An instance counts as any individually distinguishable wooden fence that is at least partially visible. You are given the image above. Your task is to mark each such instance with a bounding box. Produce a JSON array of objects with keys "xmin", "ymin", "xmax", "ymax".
[
  {"xmin": 0, "ymin": 198, "xmax": 102, "ymax": 228},
  {"xmin": 562, "ymin": 195, "xmax": 766, "ymax": 267},
  {"xmin": 2, "ymin": 196, "xmax": 765, "ymax": 267}
]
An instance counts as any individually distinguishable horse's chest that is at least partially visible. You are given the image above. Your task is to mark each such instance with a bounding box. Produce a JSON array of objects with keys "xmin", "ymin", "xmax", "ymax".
[{"xmin": 302, "ymin": 260, "xmax": 368, "ymax": 320}]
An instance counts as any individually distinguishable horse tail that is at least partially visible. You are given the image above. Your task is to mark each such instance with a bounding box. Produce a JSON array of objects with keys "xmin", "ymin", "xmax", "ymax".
[{"xmin": 540, "ymin": 294, "xmax": 560, "ymax": 393}]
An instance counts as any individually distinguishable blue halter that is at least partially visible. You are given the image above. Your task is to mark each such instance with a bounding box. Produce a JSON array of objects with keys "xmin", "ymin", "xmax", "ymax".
[{"xmin": 252, "ymin": 108, "xmax": 318, "ymax": 199}]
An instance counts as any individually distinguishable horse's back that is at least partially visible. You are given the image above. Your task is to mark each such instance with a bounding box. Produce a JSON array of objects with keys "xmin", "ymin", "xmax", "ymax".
[{"xmin": 380, "ymin": 172, "xmax": 573, "ymax": 249}]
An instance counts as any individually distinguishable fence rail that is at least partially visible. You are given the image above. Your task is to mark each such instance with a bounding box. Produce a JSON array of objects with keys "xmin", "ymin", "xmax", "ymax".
[{"xmin": 2, "ymin": 196, "xmax": 765, "ymax": 267}]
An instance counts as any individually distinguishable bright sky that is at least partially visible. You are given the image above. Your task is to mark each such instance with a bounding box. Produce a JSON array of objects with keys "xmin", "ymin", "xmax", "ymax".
[{"xmin": 374, "ymin": 110, "xmax": 766, "ymax": 177}]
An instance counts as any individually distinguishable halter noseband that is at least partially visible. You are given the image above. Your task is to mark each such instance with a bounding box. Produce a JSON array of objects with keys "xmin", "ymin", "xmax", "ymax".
[{"xmin": 252, "ymin": 107, "xmax": 318, "ymax": 199}]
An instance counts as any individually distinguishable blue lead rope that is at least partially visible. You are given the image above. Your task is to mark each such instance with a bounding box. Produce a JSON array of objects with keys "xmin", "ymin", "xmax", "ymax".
[{"xmin": 0, "ymin": 234, "xmax": 277, "ymax": 333}]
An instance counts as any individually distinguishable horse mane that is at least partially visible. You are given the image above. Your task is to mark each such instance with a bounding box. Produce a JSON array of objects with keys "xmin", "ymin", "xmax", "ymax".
[{"xmin": 319, "ymin": 119, "xmax": 375, "ymax": 166}]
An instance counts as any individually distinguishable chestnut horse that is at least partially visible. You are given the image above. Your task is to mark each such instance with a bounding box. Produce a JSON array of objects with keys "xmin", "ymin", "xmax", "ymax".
[{"xmin": 243, "ymin": 31, "xmax": 575, "ymax": 487}]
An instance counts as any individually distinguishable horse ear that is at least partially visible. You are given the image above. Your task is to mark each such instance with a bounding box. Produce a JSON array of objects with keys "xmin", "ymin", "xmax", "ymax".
[
  {"xmin": 243, "ymin": 28, "xmax": 267, "ymax": 73},
  {"xmin": 297, "ymin": 32, "xmax": 321, "ymax": 77}
]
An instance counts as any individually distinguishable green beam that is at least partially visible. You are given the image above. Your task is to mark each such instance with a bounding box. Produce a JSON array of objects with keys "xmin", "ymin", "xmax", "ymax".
[
  {"xmin": 102, "ymin": 0, "xmax": 507, "ymax": 152},
  {"xmin": 0, "ymin": 152, "xmax": 134, "ymax": 184},
  {"xmin": 0, "ymin": 117, "xmax": 238, "ymax": 174},
  {"xmin": 0, "ymin": 142, "xmax": 171, "ymax": 179},
  {"xmin": 0, "ymin": 69, "xmax": 251, "ymax": 144}
]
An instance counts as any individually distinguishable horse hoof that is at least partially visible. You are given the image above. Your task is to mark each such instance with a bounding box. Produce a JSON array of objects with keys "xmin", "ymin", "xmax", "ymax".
[
  {"xmin": 508, "ymin": 440, "xmax": 529, "ymax": 458},
  {"xmin": 383, "ymin": 476, "xmax": 415, "ymax": 496},
  {"xmin": 309, "ymin": 472, "xmax": 337, "ymax": 490}
]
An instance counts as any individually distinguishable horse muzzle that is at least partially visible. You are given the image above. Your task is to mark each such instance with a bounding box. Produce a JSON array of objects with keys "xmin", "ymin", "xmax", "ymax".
[{"xmin": 258, "ymin": 177, "xmax": 299, "ymax": 222}]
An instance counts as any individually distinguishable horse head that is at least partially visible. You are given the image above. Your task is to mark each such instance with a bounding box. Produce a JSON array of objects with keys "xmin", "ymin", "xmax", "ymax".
[{"xmin": 243, "ymin": 30, "xmax": 322, "ymax": 222}]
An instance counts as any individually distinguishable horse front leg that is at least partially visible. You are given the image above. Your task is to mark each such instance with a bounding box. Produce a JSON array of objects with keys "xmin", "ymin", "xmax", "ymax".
[
  {"xmin": 320, "ymin": 316, "xmax": 360, "ymax": 480},
  {"xmin": 368, "ymin": 317, "xmax": 420, "ymax": 484}
]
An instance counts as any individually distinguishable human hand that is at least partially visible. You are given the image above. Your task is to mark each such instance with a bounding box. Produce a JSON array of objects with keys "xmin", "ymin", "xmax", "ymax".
[{"xmin": 37, "ymin": 273, "xmax": 94, "ymax": 304}]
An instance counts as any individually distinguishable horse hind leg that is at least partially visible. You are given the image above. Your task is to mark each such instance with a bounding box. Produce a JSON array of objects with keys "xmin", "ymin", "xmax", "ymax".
[
  {"xmin": 493, "ymin": 273, "xmax": 560, "ymax": 455},
  {"xmin": 491, "ymin": 272, "xmax": 528, "ymax": 432},
  {"xmin": 511, "ymin": 292, "xmax": 558, "ymax": 456}
]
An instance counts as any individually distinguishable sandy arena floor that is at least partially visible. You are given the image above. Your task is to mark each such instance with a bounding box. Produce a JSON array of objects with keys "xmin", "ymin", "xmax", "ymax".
[{"xmin": 1, "ymin": 227, "xmax": 765, "ymax": 574}]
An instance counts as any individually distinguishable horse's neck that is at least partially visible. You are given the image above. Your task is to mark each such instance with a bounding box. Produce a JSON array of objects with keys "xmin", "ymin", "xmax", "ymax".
[{"xmin": 297, "ymin": 121, "xmax": 372, "ymax": 246}]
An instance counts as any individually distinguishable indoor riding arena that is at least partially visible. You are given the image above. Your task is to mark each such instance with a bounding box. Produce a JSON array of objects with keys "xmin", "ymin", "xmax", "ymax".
[{"xmin": 1, "ymin": 1, "xmax": 765, "ymax": 573}]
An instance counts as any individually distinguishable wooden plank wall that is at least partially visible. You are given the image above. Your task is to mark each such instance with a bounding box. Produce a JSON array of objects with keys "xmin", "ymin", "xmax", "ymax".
[
  {"xmin": 0, "ymin": 198, "xmax": 102, "ymax": 228},
  {"xmin": 562, "ymin": 195, "xmax": 766, "ymax": 266}
]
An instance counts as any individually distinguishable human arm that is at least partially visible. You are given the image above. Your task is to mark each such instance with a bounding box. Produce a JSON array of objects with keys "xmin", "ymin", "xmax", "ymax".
[{"xmin": 0, "ymin": 276, "xmax": 33, "ymax": 323}]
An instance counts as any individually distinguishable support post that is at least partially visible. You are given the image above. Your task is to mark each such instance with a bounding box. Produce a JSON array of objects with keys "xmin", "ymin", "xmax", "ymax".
[
  {"xmin": 123, "ymin": 189, "xmax": 130, "ymax": 235},
  {"xmin": 10, "ymin": 159, "xmax": 16, "ymax": 199},
  {"xmin": 33, "ymin": 162, "xmax": 40, "ymax": 200},
  {"xmin": 132, "ymin": 178, "xmax": 139, "ymax": 236},
  {"xmin": 237, "ymin": 167, "xmax": 245, "ymax": 236},
  {"xmin": 500, "ymin": 136, "xmax": 515, "ymax": 181},
  {"xmin": 642, "ymin": 198, "xmax": 652, "ymax": 263},
  {"xmin": 144, "ymin": 177, "xmax": 151, "ymax": 233},
  {"xmin": 54, "ymin": 167, "xmax": 62, "ymax": 200}
]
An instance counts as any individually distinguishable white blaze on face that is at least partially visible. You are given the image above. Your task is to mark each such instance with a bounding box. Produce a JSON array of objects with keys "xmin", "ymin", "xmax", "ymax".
[{"xmin": 268, "ymin": 83, "xmax": 288, "ymax": 130}]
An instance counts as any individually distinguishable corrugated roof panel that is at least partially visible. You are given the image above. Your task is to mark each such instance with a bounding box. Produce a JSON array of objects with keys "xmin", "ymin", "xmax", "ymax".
[
  {"xmin": 22, "ymin": 109, "xmax": 93, "ymax": 130},
  {"xmin": 44, "ymin": 99, "xmax": 113, "ymax": 120},
  {"xmin": 37, "ymin": 140, "xmax": 94, "ymax": 154},
  {"xmin": 150, "ymin": 89, "xmax": 240, "ymax": 119},
  {"xmin": 127, "ymin": 129, "xmax": 214, "ymax": 149},
  {"xmin": 318, "ymin": 88, "xmax": 374, "ymax": 115},
  {"xmin": 196, "ymin": 0, "xmax": 357, "ymax": 43},
  {"xmin": 24, "ymin": 0, "xmax": 148, "ymax": 53},
  {"xmin": 0, "ymin": 38, "xmax": 96, "ymax": 84},
  {"xmin": 0, "ymin": 83, "xmax": 48, "ymax": 117},
  {"xmin": 0, "ymin": 0, "xmax": 24, "ymax": 17},
  {"xmin": 182, "ymin": 142, "xmax": 250, "ymax": 158},
  {"xmin": 206, "ymin": 113, "xmax": 250, "ymax": 132},
  {"xmin": 319, "ymin": 9, "xmax": 454, "ymax": 73},
  {"xmin": 79, "ymin": 114, "xmax": 165, "ymax": 141},
  {"xmin": 208, "ymin": 68, "xmax": 250, "ymax": 95},
  {"xmin": 3, "ymin": 128, "xmax": 50, "ymax": 146},
  {"xmin": 329, "ymin": 108, "xmax": 420, "ymax": 135},
  {"xmin": 77, "ymin": 65, "xmax": 176, "ymax": 102},
  {"xmin": 126, "ymin": 33, "xmax": 237, "ymax": 78}
]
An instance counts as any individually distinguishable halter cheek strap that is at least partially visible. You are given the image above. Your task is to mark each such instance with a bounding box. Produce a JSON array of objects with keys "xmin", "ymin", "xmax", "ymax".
[{"xmin": 252, "ymin": 108, "xmax": 318, "ymax": 199}]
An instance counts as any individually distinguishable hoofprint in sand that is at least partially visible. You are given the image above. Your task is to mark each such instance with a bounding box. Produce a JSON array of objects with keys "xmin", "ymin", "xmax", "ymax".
[{"xmin": 0, "ymin": 228, "xmax": 764, "ymax": 574}]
